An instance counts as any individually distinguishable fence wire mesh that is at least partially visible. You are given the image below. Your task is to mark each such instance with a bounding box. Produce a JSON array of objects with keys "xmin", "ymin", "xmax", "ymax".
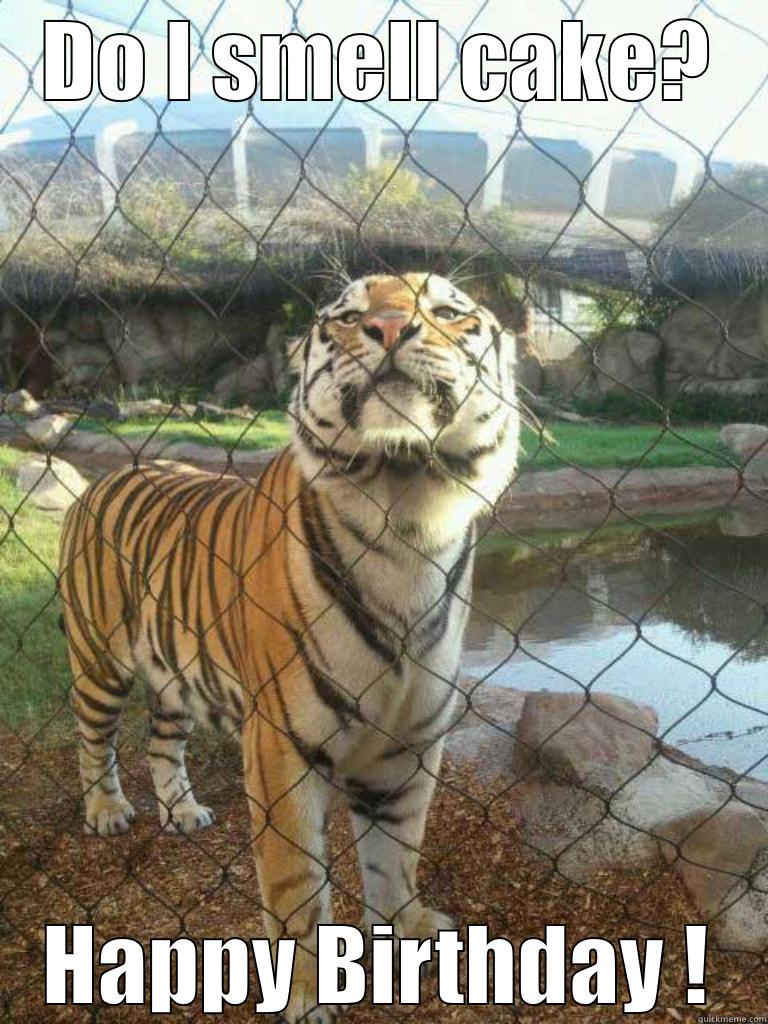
[{"xmin": 1, "ymin": 0, "xmax": 768, "ymax": 1020}]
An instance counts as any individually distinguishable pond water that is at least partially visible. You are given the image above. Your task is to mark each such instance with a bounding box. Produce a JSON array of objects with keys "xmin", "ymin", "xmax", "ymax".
[{"xmin": 467, "ymin": 499, "xmax": 768, "ymax": 779}]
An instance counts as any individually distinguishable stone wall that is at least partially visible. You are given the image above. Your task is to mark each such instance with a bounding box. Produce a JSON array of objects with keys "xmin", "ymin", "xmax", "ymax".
[
  {"xmin": 526, "ymin": 289, "xmax": 768, "ymax": 401},
  {"xmin": 0, "ymin": 301, "xmax": 289, "ymax": 404},
  {"xmin": 4, "ymin": 285, "xmax": 768, "ymax": 406}
]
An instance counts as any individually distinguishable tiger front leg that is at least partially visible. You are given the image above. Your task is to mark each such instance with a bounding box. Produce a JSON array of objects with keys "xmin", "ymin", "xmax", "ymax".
[
  {"xmin": 146, "ymin": 676, "xmax": 215, "ymax": 834},
  {"xmin": 243, "ymin": 714, "xmax": 342, "ymax": 1024},
  {"xmin": 348, "ymin": 738, "xmax": 454, "ymax": 942}
]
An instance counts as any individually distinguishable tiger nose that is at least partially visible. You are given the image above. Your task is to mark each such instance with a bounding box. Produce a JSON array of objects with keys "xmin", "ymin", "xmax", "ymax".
[{"xmin": 363, "ymin": 310, "xmax": 410, "ymax": 351}]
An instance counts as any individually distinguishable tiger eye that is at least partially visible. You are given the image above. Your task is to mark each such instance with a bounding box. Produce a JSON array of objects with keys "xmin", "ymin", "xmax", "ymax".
[{"xmin": 432, "ymin": 306, "xmax": 462, "ymax": 321}]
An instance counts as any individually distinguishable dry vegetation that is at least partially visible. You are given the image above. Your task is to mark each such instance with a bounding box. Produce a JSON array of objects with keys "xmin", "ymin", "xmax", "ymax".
[{"xmin": 0, "ymin": 709, "xmax": 765, "ymax": 1022}]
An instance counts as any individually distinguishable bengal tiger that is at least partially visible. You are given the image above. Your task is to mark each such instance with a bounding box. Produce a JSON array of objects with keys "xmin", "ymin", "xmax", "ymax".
[{"xmin": 59, "ymin": 271, "xmax": 520, "ymax": 1022}]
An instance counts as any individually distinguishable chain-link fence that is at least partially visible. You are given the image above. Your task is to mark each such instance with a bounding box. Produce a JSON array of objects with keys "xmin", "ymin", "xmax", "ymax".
[{"xmin": 1, "ymin": 0, "xmax": 768, "ymax": 1019}]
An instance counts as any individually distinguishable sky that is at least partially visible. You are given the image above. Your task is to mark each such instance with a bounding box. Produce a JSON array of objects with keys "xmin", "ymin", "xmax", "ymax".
[{"xmin": 0, "ymin": 0, "xmax": 765, "ymax": 166}]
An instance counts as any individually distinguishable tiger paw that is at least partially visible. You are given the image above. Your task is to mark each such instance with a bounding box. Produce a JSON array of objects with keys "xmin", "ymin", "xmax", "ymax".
[
  {"xmin": 84, "ymin": 796, "xmax": 136, "ymax": 837},
  {"xmin": 395, "ymin": 903, "xmax": 455, "ymax": 942},
  {"xmin": 161, "ymin": 801, "xmax": 215, "ymax": 834},
  {"xmin": 280, "ymin": 977, "xmax": 344, "ymax": 1024}
]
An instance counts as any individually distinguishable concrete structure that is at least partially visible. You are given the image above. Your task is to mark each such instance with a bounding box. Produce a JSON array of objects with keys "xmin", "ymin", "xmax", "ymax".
[{"xmin": 0, "ymin": 96, "xmax": 741, "ymax": 229}]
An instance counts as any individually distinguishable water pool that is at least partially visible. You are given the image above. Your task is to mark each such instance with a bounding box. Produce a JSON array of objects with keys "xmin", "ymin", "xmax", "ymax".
[{"xmin": 467, "ymin": 501, "xmax": 768, "ymax": 778}]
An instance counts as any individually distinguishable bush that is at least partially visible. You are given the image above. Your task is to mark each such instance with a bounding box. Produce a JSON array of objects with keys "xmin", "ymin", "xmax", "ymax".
[
  {"xmin": 660, "ymin": 164, "xmax": 768, "ymax": 251},
  {"xmin": 584, "ymin": 286, "xmax": 677, "ymax": 336},
  {"xmin": 331, "ymin": 160, "xmax": 463, "ymax": 241},
  {"xmin": 571, "ymin": 388, "xmax": 768, "ymax": 425}
]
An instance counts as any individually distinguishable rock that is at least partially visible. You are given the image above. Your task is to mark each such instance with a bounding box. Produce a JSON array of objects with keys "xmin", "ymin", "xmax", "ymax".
[
  {"xmin": 538, "ymin": 346, "xmax": 591, "ymax": 397},
  {"xmin": 509, "ymin": 691, "xmax": 663, "ymax": 882},
  {"xmin": 43, "ymin": 398, "xmax": 123, "ymax": 421},
  {"xmin": 661, "ymin": 294, "xmax": 766, "ymax": 385},
  {"xmin": 660, "ymin": 803, "xmax": 768, "ymax": 952},
  {"xmin": 24, "ymin": 414, "xmax": 73, "ymax": 450},
  {"xmin": 710, "ymin": 851, "xmax": 768, "ymax": 952},
  {"xmin": 15, "ymin": 456, "xmax": 88, "ymax": 512},
  {"xmin": 213, "ymin": 354, "xmax": 272, "ymax": 406},
  {"xmin": 2, "ymin": 389, "xmax": 40, "ymax": 415},
  {"xmin": 30, "ymin": 301, "xmax": 276, "ymax": 395},
  {"xmin": 47, "ymin": 339, "xmax": 116, "ymax": 390},
  {"xmin": 97, "ymin": 306, "xmax": 262, "ymax": 389},
  {"xmin": 683, "ymin": 378, "xmax": 768, "ymax": 396},
  {"xmin": 511, "ymin": 775, "xmax": 660, "ymax": 881},
  {"xmin": 445, "ymin": 684, "xmax": 525, "ymax": 775},
  {"xmin": 720, "ymin": 423, "xmax": 768, "ymax": 461},
  {"xmin": 734, "ymin": 777, "xmax": 768, "ymax": 812},
  {"xmin": 539, "ymin": 328, "xmax": 662, "ymax": 400},
  {"xmin": 445, "ymin": 724, "xmax": 519, "ymax": 779},
  {"xmin": 454, "ymin": 683, "xmax": 526, "ymax": 732},
  {"xmin": 193, "ymin": 401, "xmax": 251, "ymax": 422},
  {"xmin": 515, "ymin": 691, "xmax": 658, "ymax": 796},
  {"xmin": 445, "ymin": 683, "xmax": 768, "ymax": 931},
  {"xmin": 515, "ymin": 343, "xmax": 543, "ymax": 395},
  {"xmin": 593, "ymin": 329, "xmax": 662, "ymax": 397},
  {"xmin": 719, "ymin": 495, "xmax": 768, "ymax": 537},
  {"xmin": 612, "ymin": 754, "xmax": 732, "ymax": 839},
  {"xmin": 118, "ymin": 398, "xmax": 173, "ymax": 419},
  {"xmin": 265, "ymin": 322, "xmax": 290, "ymax": 398},
  {"xmin": 602, "ymin": 751, "xmax": 768, "ymax": 950}
]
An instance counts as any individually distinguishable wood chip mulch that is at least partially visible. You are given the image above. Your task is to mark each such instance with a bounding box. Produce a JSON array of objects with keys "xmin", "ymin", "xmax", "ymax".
[{"xmin": 0, "ymin": 717, "xmax": 766, "ymax": 1022}]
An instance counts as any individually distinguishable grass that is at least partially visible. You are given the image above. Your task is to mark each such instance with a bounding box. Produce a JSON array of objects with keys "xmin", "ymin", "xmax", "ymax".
[
  {"xmin": 75, "ymin": 413, "xmax": 731, "ymax": 472},
  {"xmin": 78, "ymin": 409, "xmax": 291, "ymax": 451},
  {"xmin": 0, "ymin": 447, "xmax": 70, "ymax": 728},
  {"xmin": 0, "ymin": 420, "xmax": 735, "ymax": 727},
  {"xmin": 520, "ymin": 422, "xmax": 732, "ymax": 472}
]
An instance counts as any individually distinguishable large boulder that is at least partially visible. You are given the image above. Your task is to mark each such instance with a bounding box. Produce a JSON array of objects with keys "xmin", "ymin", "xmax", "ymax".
[
  {"xmin": 444, "ymin": 682, "xmax": 768, "ymax": 950},
  {"xmin": 538, "ymin": 345, "xmax": 592, "ymax": 397},
  {"xmin": 659, "ymin": 802, "xmax": 768, "ymax": 952},
  {"xmin": 515, "ymin": 340, "xmax": 543, "ymax": 395},
  {"xmin": 719, "ymin": 495, "xmax": 768, "ymax": 537},
  {"xmin": 265, "ymin": 322, "xmax": 290, "ymax": 398},
  {"xmin": 593, "ymin": 329, "xmax": 662, "ymax": 397},
  {"xmin": 661, "ymin": 294, "xmax": 768, "ymax": 388},
  {"xmin": 24, "ymin": 413, "xmax": 73, "ymax": 451},
  {"xmin": 15, "ymin": 456, "xmax": 88, "ymax": 512},
  {"xmin": 509, "ymin": 691, "xmax": 663, "ymax": 880},
  {"xmin": 445, "ymin": 685, "xmax": 525, "ymax": 778},
  {"xmin": 720, "ymin": 423, "xmax": 768, "ymax": 461},
  {"xmin": 213, "ymin": 354, "xmax": 272, "ymax": 406},
  {"xmin": 98, "ymin": 306, "xmax": 259, "ymax": 389},
  {"xmin": 1, "ymin": 389, "xmax": 40, "ymax": 416},
  {"xmin": 515, "ymin": 691, "xmax": 658, "ymax": 795}
]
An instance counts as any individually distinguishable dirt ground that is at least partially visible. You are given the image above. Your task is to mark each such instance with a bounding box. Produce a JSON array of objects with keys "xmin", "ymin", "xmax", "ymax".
[{"xmin": 1, "ymin": 711, "xmax": 766, "ymax": 1023}]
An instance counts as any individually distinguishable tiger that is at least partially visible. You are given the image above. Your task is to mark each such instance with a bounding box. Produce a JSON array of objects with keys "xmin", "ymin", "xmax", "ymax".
[{"xmin": 58, "ymin": 271, "xmax": 520, "ymax": 1023}]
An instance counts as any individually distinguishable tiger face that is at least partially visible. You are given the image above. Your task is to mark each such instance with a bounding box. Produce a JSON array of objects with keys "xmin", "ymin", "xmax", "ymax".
[{"xmin": 292, "ymin": 273, "xmax": 517, "ymax": 475}]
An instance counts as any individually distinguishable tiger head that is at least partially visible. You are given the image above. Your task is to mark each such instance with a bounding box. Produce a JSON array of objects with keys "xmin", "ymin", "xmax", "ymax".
[{"xmin": 291, "ymin": 272, "xmax": 519, "ymax": 513}]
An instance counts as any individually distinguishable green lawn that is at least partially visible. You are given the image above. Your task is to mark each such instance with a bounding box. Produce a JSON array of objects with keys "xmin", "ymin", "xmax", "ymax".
[
  {"xmin": 520, "ymin": 423, "xmax": 732, "ymax": 472},
  {"xmin": 76, "ymin": 412, "xmax": 731, "ymax": 473},
  {"xmin": 78, "ymin": 409, "xmax": 290, "ymax": 451},
  {"xmin": 0, "ymin": 447, "xmax": 70, "ymax": 727}
]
